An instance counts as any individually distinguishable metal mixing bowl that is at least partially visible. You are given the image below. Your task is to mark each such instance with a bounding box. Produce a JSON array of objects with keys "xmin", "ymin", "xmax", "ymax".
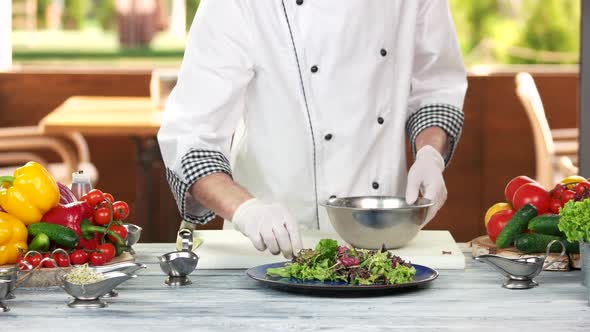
[{"xmin": 320, "ymin": 196, "xmax": 433, "ymax": 249}]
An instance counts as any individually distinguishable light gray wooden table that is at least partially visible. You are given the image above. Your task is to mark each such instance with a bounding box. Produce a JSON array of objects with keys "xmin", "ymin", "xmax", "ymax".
[{"xmin": 2, "ymin": 243, "xmax": 589, "ymax": 331}]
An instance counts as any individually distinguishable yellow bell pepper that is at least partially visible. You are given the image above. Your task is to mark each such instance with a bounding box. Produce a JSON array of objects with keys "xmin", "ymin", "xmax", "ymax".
[
  {"xmin": 0, "ymin": 212, "xmax": 28, "ymax": 265},
  {"xmin": 0, "ymin": 161, "xmax": 59, "ymax": 225}
]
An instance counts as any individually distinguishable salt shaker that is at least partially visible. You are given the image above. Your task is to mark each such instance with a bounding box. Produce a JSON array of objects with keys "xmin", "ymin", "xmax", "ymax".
[{"xmin": 70, "ymin": 171, "xmax": 92, "ymax": 200}]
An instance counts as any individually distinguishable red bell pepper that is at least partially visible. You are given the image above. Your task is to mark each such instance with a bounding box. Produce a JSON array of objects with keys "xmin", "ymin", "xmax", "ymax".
[{"xmin": 41, "ymin": 201, "xmax": 124, "ymax": 249}]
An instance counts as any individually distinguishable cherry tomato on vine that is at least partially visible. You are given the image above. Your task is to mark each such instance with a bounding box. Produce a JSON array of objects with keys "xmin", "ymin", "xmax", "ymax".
[
  {"xmin": 89, "ymin": 251, "xmax": 106, "ymax": 266},
  {"xmin": 42, "ymin": 254, "xmax": 56, "ymax": 268},
  {"xmin": 103, "ymin": 193, "xmax": 115, "ymax": 203},
  {"xmin": 69, "ymin": 250, "xmax": 88, "ymax": 265},
  {"xmin": 112, "ymin": 201, "xmax": 129, "ymax": 220},
  {"xmin": 94, "ymin": 206, "xmax": 112, "ymax": 225},
  {"xmin": 25, "ymin": 252, "xmax": 42, "ymax": 268},
  {"xmin": 97, "ymin": 243, "xmax": 115, "ymax": 262},
  {"xmin": 51, "ymin": 252, "xmax": 70, "ymax": 267},
  {"xmin": 83, "ymin": 189, "xmax": 105, "ymax": 208},
  {"xmin": 108, "ymin": 224, "xmax": 128, "ymax": 243}
]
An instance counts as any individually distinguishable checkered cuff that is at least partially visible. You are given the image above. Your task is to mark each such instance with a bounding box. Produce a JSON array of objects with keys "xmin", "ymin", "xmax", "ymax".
[
  {"xmin": 165, "ymin": 149, "xmax": 232, "ymax": 224},
  {"xmin": 406, "ymin": 104, "xmax": 464, "ymax": 165}
]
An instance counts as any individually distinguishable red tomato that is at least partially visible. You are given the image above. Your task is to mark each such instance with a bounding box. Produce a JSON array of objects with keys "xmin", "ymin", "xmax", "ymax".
[
  {"xmin": 549, "ymin": 198, "xmax": 562, "ymax": 214},
  {"xmin": 89, "ymin": 252, "xmax": 106, "ymax": 266},
  {"xmin": 42, "ymin": 254, "xmax": 60, "ymax": 268},
  {"xmin": 513, "ymin": 183, "xmax": 550, "ymax": 213},
  {"xmin": 84, "ymin": 189, "xmax": 105, "ymax": 208},
  {"xmin": 69, "ymin": 249, "xmax": 88, "ymax": 265},
  {"xmin": 486, "ymin": 210, "xmax": 515, "ymax": 242},
  {"xmin": 504, "ymin": 176, "xmax": 536, "ymax": 204},
  {"xmin": 97, "ymin": 243, "xmax": 116, "ymax": 262},
  {"xmin": 103, "ymin": 193, "xmax": 115, "ymax": 203},
  {"xmin": 94, "ymin": 206, "xmax": 112, "ymax": 225},
  {"xmin": 575, "ymin": 181, "xmax": 590, "ymax": 196},
  {"xmin": 25, "ymin": 252, "xmax": 42, "ymax": 268},
  {"xmin": 108, "ymin": 224, "xmax": 128, "ymax": 243},
  {"xmin": 51, "ymin": 252, "xmax": 70, "ymax": 267},
  {"xmin": 112, "ymin": 201, "xmax": 129, "ymax": 221},
  {"xmin": 550, "ymin": 184, "xmax": 566, "ymax": 199},
  {"xmin": 561, "ymin": 190, "xmax": 576, "ymax": 204}
]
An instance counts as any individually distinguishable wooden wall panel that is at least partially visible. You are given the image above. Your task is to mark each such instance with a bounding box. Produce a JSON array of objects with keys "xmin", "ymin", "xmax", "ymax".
[
  {"xmin": 0, "ymin": 70, "xmax": 579, "ymax": 243},
  {"xmin": 423, "ymin": 75, "xmax": 484, "ymax": 241}
]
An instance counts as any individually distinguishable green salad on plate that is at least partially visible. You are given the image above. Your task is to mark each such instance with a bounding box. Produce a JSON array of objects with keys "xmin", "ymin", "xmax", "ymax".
[{"xmin": 266, "ymin": 239, "xmax": 416, "ymax": 285}]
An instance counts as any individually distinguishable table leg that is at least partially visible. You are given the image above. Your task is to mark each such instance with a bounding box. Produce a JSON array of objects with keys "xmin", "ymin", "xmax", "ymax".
[{"xmin": 132, "ymin": 136, "xmax": 160, "ymax": 242}]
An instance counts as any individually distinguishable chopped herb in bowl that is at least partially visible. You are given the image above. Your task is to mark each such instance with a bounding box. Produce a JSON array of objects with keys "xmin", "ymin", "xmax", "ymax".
[{"xmin": 65, "ymin": 264, "xmax": 105, "ymax": 285}]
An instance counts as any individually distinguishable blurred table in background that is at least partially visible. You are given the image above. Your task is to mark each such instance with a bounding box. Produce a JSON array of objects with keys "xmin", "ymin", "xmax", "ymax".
[{"xmin": 40, "ymin": 96, "xmax": 165, "ymax": 241}]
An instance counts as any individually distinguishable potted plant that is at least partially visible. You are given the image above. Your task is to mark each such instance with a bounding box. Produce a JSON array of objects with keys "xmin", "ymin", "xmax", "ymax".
[{"xmin": 559, "ymin": 198, "xmax": 590, "ymax": 286}]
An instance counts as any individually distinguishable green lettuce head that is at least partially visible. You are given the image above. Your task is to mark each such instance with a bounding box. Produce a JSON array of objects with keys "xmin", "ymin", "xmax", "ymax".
[{"xmin": 558, "ymin": 199, "xmax": 590, "ymax": 242}]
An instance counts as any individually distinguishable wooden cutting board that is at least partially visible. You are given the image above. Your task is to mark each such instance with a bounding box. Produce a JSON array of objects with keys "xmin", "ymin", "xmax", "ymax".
[
  {"xmin": 0, "ymin": 252, "xmax": 135, "ymax": 288},
  {"xmin": 191, "ymin": 230, "xmax": 466, "ymax": 270},
  {"xmin": 470, "ymin": 235, "xmax": 581, "ymax": 271}
]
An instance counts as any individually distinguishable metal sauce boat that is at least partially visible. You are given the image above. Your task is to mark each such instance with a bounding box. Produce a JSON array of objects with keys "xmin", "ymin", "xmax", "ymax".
[
  {"xmin": 92, "ymin": 262, "xmax": 147, "ymax": 298},
  {"xmin": 158, "ymin": 228, "xmax": 199, "ymax": 286},
  {"xmin": 0, "ymin": 257, "xmax": 45, "ymax": 312},
  {"xmin": 62, "ymin": 271, "xmax": 137, "ymax": 309},
  {"xmin": 475, "ymin": 239, "xmax": 566, "ymax": 289}
]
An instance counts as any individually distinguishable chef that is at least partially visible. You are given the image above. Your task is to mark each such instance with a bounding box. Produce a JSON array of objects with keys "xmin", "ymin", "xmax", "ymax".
[{"xmin": 158, "ymin": 0, "xmax": 467, "ymax": 258}]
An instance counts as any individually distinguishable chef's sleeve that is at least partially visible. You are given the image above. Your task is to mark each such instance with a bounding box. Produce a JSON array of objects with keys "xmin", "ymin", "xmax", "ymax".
[
  {"xmin": 405, "ymin": 0, "xmax": 468, "ymax": 165},
  {"xmin": 157, "ymin": 0, "xmax": 254, "ymax": 224}
]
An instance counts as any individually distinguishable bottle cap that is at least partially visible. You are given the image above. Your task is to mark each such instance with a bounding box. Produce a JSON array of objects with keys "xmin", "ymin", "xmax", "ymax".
[{"xmin": 71, "ymin": 171, "xmax": 90, "ymax": 183}]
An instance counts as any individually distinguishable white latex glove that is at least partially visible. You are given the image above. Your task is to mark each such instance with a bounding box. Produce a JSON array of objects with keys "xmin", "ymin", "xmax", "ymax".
[
  {"xmin": 405, "ymin": 145, "xmax": 447, "ymax": 225},
  {"xmin": 231, "ymin": 198, "xmax": 303, "ymax": 258}
]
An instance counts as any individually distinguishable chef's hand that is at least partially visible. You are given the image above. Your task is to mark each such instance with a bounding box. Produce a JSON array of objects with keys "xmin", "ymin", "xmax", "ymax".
[
  {"xmin": 231, "ymin": 198, "xmax": 303, "ymax": 258},
  {"xmin": 405, "ymin": 145, "xmax": 447, "ymax": 225}
]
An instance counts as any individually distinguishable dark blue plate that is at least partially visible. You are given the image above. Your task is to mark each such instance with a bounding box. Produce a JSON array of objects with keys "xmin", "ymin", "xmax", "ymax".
[{"xmin": 246, "ymin": 262, "xmax": 438, "ymax": 294}]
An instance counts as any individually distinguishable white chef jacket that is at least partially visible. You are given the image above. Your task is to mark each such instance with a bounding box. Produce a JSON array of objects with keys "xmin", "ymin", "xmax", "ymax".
[{"xmin": 157, "ymin": 0, "xmax": 467, "ymax": 232}]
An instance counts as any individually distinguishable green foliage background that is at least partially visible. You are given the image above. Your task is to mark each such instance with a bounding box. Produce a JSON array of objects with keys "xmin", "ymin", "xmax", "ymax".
[
  {"xmin": 449, "ymin": 0, "xmax": 580, "ymax": 64},
  {"xmin": 24, "ymin": 0, "xmax": 581, "ymax": 65},
  {"xmin": 62, "ymin": 0, "xmax": 91, "ymax": 30},
  {"xmin": 186, "ymin": 0, "xmax": 201, "ymax": 30}
]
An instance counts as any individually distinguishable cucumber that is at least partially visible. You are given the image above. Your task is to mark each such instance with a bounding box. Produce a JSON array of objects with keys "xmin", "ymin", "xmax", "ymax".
[
  {"xmin": 28, "ymin": 223, "xmax": 79, "ymax": 249},
  {"xmin": 29, "ymin": 233, "xmax": 50, "ymax": 252},
  {"xmin": 496, "ymin": 204, "xmax": 537, "ymax": 248},
  {"xmin": 528, "ymin": 214, "xmax": 564, "ymax": 236},
  {"xmin": 515, "ymin": 233, "xmax": 579, "ymax": 254}
]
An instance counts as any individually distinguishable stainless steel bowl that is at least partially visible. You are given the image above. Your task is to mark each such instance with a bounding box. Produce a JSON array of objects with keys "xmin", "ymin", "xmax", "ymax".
[
  {"xmin": 123, "ymin": 223, "xmax": 142, "ymax": 246},
  {"xmin": 320, "ymin": 196, "xmax": 433, "ymax": 249}
]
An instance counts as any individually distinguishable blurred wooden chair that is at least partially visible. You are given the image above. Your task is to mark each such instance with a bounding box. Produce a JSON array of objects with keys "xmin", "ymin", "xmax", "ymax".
[
  {"xmin": 0, "ymin": 126, "xmax": 98, "ymax": 186},
  {"xmin": 515, "ymin": 72, "xmax": 578, "ymax": 189}
]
